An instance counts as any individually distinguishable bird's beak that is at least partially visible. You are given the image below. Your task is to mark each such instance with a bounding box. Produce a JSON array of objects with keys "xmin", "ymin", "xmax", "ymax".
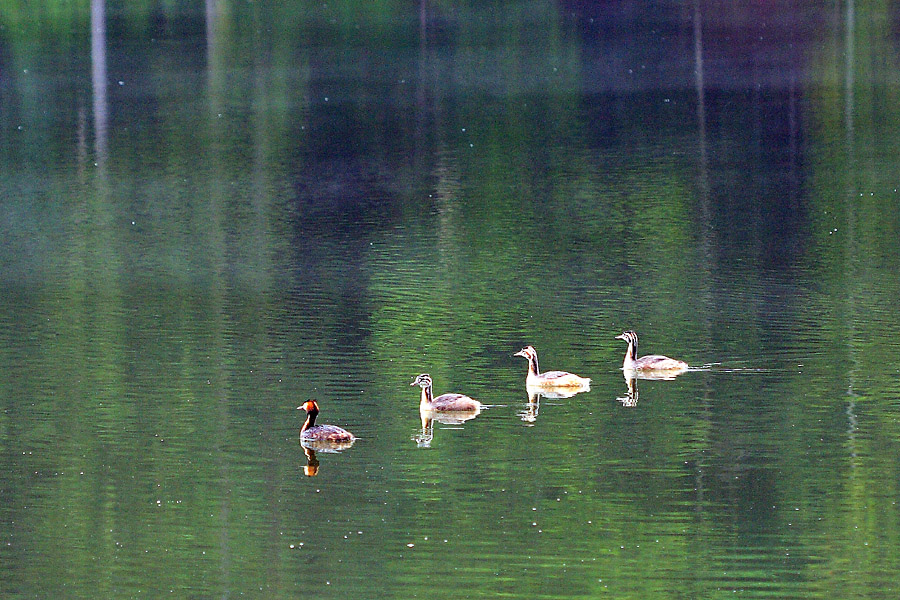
[
  {"xmin": 513, "ymin": 350, "xmax": 526, "ymax": 357},
  {"xmin": 615, "ymin": 334, "xmax": 626, "ymax": 340},
  {"xmin": 410, "ymin": 379, "xmax": 418, "ymax": 386},
  {"xmin": 297, "ymin": 406, "xmax": 304, "ymax": 410}
]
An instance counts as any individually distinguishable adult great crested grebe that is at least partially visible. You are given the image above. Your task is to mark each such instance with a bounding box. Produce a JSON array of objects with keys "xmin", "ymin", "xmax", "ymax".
[
  {"xmin": 298, "ymin": 400, "xmax": 355, "ymax": 442},
  {"xmin": 513, "ymin": 346, "xmax": 591, "ymax": 388},
  {"xmin": 411, "ymin": 373, "xmax": 482, "ymax": 412},
  {"xmin": 615, "ymin": 331, "xmax": 688, "ymax": 373}
]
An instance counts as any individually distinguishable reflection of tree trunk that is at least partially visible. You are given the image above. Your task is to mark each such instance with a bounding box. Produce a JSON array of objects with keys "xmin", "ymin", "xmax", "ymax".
[
  {"xmin": 693, "ymin": 0, "xmax": 710, "ymax": 252},
  {"xmin": 205, "ymin": 0, "xmax": 233, "ymax": 592},
  {"xmin": 693, "ymin": 0, "xmax": 707, "ymax": 202},
  {"xmin": 415, "ymin": 0, "xmax": 431, "ymax": 180},
  {"xmin": 417, "ymin": 0, "xmax": 428, "ymax": 117},
  {"xmin": 248, "ymin": 19, "xmax": 283, "ymax": 592},
  {"xmin": 206, "ymin": 0, "xmax": 218, "ymax": 70},
  {"xmin": 843, "ymin": 0, "xmax": 858, "ymax": 465},
  {"xmin": 844, "ymin": 0, "xmax": 855, "ymax": 138},
  {"xmin": 90, "ymin": 0, "xmax": 108, "ymax": 166},
  {"xmin": 692, "ymin": 0, "xmax": 711, "ymax": 510}
]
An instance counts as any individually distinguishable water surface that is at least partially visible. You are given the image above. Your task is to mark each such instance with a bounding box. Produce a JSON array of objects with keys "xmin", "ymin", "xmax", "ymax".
[{"xmin": 2, "ymin": 1, "xmax": 900, "ymax": 598}]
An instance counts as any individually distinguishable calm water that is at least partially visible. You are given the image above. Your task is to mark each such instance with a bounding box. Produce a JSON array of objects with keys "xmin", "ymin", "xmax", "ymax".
[{"xmin": 3, "ymin": 0, "xmax": 900, "ymax": 598}]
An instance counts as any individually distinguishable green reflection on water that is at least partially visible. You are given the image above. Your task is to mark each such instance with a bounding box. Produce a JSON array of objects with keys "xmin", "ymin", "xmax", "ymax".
[{"xmin": 3, "ymin": 1, "xmax": 900, "ymax": 598}]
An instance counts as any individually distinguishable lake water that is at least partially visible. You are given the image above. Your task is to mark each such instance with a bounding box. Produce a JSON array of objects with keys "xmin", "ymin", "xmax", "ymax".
[{"xmin": 3, "ymin": 1, "xmax": 900, "ymax": 598}]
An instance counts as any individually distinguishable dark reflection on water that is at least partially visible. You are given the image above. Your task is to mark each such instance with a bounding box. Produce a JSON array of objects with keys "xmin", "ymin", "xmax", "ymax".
[{"xmin": 3, "ymin": 0, "xmax": 900, "ymax": 598}]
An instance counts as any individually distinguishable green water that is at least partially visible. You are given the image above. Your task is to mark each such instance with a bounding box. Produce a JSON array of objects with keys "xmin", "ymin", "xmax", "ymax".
[{"xmin": 3, "ymin": 1, "xmax": 900, "ymax": 598}]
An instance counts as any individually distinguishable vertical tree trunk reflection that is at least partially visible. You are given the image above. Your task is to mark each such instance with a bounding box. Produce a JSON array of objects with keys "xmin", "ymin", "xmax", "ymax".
[{"xmin": 90, "ymin": 0, "xmax": 108, "ymax": 166}]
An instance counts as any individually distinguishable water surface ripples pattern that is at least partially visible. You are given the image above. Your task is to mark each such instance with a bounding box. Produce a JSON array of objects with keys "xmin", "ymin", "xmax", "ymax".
[{"xmin": 3, "ymin": 1, "xmax": 900, "ymax": 598}]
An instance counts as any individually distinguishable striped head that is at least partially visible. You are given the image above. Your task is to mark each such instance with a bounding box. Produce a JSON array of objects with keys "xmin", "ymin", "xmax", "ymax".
[
  {"xmin": 615, "ymin": 331, "xmax": 639, "ymax": 360},
  {"xmin": 514, "ymin": 346, "xmax": 540, "ymax": 375},
  {"xmin": 411, "ymin": 374, "xmax": 433, "ymax": 389},
  {"xmin": 513, "ymin": 346, "xmax": 537, "ymax": 361},
  {"xmin": 615, "ymin": 331, "xmax": 639, "ymax": 347}
]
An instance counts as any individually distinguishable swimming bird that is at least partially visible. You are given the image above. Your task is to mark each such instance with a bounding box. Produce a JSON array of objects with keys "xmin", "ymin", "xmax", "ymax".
[
  {"xmin": 513, "ymin": 346, "xmax": 591, "ymax": 388},
  {"xmin": 615, "ymin": 330, "xmax": 688, "ymax": 373},
  {"xmin": 411, "ymin": 373, "xmax": 482, "ymax": 412},
  {"xmin": 297, "ymin": 400, "xmax": 356, "ymax": 442}
]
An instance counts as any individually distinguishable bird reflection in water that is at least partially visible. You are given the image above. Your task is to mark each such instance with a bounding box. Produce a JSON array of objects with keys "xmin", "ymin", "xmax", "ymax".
[
  {"xmin": 617, "ymin": 375, "xmax": 640, "ymax": 407},
  {"xmin": 299, "ymin": 438, "xmax": 355, "ymax": 477},
  {"xmin": 414, "ymin": 415, "xmax": 434, "ymax": 448},
  {"xmin": 520, "ymin": 385, "xmax": 589, "ymax": 423},
  {"xmin": 521, "ymin": 391, "xmax": 541, "ymax": 423},
  {"xmin": 414, "ymin": 405, "xmax": 481, "ymax": 448},
  {"xmin": 618, "ymin": 368, "xmax": 686, "ymax": 407}
]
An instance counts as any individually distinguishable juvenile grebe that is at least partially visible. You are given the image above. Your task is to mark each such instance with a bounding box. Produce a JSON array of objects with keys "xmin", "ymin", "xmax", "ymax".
[
  {"xmin": 513, "ymin": 346, "xmax": 591, "ymax": 388},
  {"xmin": 411, "ymin": 374, "xmax": 482, "ymax": 412},
  {"xmin": 615, "ymin": 331, "xmax": 688, "ymax": 373},
  {"xmin": 297, "ymin": 400, "xmax": 355, "ymax": 442}
]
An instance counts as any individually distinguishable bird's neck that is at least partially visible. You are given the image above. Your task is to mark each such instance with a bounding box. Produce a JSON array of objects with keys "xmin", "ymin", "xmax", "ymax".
[
  {"xmin": 420, "ymin": 385, "xmax": 433, "ymax": 408},
  {"xmin": 301, "ymin": 408, "xmax": 318, "ymax": 433},
  {"xmin": 626, "ymin": 340, "xmax": 637, "ymax": 361},
  {"xmin": 526, "ymin": 354, "xmax": 540, "ymax": 376}
]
